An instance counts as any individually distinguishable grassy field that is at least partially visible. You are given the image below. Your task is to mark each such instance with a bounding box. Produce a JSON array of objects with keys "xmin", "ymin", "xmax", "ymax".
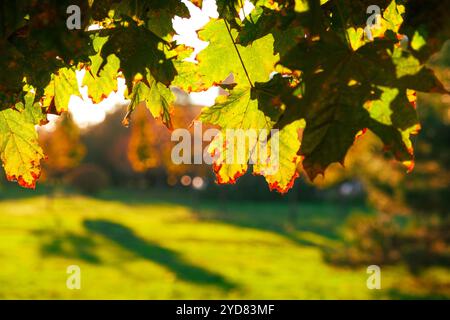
[{"xmin": 0, "ymin": 189, "xmax": 448, "ymax": 299}]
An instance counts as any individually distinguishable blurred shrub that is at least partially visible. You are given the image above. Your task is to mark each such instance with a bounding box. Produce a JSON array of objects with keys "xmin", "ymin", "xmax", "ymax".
[
  {"xmin": 326, "ymin": 214, "xmax": 450, "ymax": 273},
  {"xmin": 320, "ymin": 43, "xmax": 450, "ymax": 272},
  {"xmin": 65, "ymin": 164, "xmax": 110, "ymax": 194}
]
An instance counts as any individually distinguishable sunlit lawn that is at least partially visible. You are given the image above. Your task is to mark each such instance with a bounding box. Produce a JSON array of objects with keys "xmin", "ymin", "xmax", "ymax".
[{"xmin": 0, "ymin": 189, "xmax": 448, "ymax": 299}]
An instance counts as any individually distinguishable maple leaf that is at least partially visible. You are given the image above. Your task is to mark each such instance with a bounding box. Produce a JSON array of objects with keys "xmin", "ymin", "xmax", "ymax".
[
  {"xmin": 97, "ymin": 0, "xmax": 190, "ymax": 39},
  {"xmin": 98, "ymin": 23, "xmax": 177, "ymax": 91},
  {"xmin": 0, "ymin": 108, "xmax": 45, "ymax": 189},
  {"xmin": 173, "ymin": 18, "xmax": 279, "ymax": 91},
  {"xmin": 254, "ymin": 119, "xmax": 305, "ymax": 193},
  {"xmin": 15, "ymin": 88, "xmax": 48, "ymax": 126},
  {"xmin": 41, "ymin": 67, "xmax": 80, "ymax": 114},
  {"xmin": 0, "ymin": 43, "xmax": 27, "ymax": 110},
  {"xmin": 216, "ymin": 0, "xmax": 241, "ymax": 27},
  {"xmin": 236, "ymin": 6, "xmax": 304, "ymax": 55},
  {"xmin": 202, "ymin": 87, "xmax": 271, "ymax": 185},
  {"xmin": 85, "ymin": 24, "xmax": 180, "ymax": 129},
  {"xmin": 201, "ymin": 75, "xmax": 302, "ymax": 192},
  {"xmin": 123, "ymin": 73, "xmax": 174, "ymax": 129},
  {"xmin": 82, "ymin": 35, "xmax": 120, "ymax": 103},
  {"xmin": 277, "ymin": 29, "xmax": 446, "ymax": 180}
]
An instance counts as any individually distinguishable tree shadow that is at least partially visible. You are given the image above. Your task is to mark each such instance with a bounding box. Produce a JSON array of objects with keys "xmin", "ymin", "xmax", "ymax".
[
  {"xmin": 35, "ymin": 230, "xmax": 101, "ymax": 264},
  {"xmin": 96, "ymin": 188, "xmax": 354, "ymax": 251},
  {"xmin": 83, "ymin": 219, "xmax": 235, "ymax": 290},
  {"xmin": 386, "ymin": 288, "xmax": 449, "ymax": 300}
]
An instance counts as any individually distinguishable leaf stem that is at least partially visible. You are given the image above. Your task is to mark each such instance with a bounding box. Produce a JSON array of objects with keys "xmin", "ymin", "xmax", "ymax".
[
  {"xmin": 335, "ymin": 0, "xmax": 351, "ymax": 50},
  {"xmin": 223, "ymin": 19, "xmax": 254, "ymax": 88}
]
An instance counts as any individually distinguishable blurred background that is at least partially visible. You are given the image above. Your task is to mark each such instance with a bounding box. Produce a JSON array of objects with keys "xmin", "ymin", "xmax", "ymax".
[{"xmin": 0, "ymin": 41, "xmax": 449, "ymax": 300}]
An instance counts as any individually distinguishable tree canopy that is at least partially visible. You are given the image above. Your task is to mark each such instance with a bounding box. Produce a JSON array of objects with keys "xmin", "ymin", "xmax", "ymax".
[{"xmin": 0, "ymin": 0, "xmax": 448, "ymax": 192}]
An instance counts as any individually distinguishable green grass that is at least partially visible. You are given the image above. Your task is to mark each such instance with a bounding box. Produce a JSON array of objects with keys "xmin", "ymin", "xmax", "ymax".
[{"xmin": 0, "ymin": 190, "xmax": 448, "ymax": 299}]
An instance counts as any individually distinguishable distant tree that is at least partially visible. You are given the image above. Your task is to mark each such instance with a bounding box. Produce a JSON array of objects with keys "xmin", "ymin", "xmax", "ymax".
[
  {"xmin": 80, "ymin": 109, "xmax": 133, "ymax": 185},
  {"xmin": 127, "ymin": 103, "xmax": 210, "ymax": 186},
  {"xmin": 39, "ymin": 114, "xmax": 86, "ymax": 182}
]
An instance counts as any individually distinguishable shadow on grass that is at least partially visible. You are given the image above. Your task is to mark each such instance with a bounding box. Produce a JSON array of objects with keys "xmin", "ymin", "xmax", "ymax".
[
  {"xmin": 36, "ymin": 230, "xmax": 102, "ymax": 264},
  {"xmin": 0, "ymin": 186, "xmax": 355, "ymax": 251},
  {"xmin": 386, "ymin": 288, "xmax": 449, "ymax": 300},
  {"xmin": 98, "ymin": 189, "xmax": 356, "ymax": 251},
  {"xmin": 83, "ymin": 219, "xmax": 236, "ymax": 290}
]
